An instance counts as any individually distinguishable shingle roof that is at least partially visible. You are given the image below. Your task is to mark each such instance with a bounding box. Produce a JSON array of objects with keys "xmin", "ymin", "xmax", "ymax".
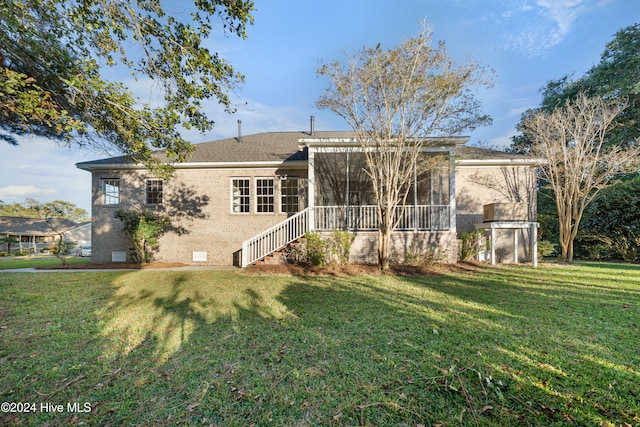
[
  {"xmin": 175, "ymin": 131, "xmax": 354, "ymax": 163},
  {"xmin": 77, "ymin": 131, "xmax": 535, "ymax": 169},
  {"xmin": 455, "ymin": 145, "xmax": 531, "ymax": 160},
  {"xmin": 77, "ymin": 131, "xmax": 342, "ymax": 169},
  {"xmin": 0, "ymin": 216, "xmax": 85, "ymax": 235}
]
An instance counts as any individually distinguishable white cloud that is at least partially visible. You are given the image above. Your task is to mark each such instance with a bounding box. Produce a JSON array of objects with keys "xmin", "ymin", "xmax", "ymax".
[
  {"xmin": 537, "ymin": 0, "xmax": 586, "ymax": 45},
  {"xmin": 0, "ymin": 185, "xmax": 56, "ymax": 199},
  {"xmin": 489, "ymin": 131, "xmax": 518, "ymax": 149},
  {"xmin": 0, "ymin": 136, "xmax": 94, "ymax": 211},
  {"xmin": 497, "ymin": 0, "xmax": 592, "ymax": 56}
]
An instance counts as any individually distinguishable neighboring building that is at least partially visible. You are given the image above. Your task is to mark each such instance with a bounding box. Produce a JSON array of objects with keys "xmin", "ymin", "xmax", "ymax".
[
  {"xmin": 77, "ymin": 129, "xmax": 540, "ymax": 266},
  {"xmin": 0, "ymin": 217, "xmax": 91, "ymax": 254}
]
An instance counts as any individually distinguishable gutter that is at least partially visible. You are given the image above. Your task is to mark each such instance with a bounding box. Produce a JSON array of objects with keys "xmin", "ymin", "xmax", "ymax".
[
  {"xmin": 456, "ymin": 158, "xmax": 544, "ymax": 167},
  {"xmin": 76, "ymin": 159, "xmax": 309, "ymax": 171}
]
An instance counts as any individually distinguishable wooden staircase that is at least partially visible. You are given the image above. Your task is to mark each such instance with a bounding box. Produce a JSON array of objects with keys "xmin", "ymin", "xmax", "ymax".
[{"xmin": 240, "ymin": 208, "xmax": 310, "ymax": 267}]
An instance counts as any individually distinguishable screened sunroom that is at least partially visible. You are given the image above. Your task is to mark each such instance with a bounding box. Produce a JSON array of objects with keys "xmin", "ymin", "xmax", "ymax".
[{"xmin": 303, "ymin": 137, "xmax": 465, "ymax": 233}]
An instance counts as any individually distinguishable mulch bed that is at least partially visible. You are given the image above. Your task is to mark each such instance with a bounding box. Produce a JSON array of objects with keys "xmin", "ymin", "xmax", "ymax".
[
  {"xmin": 242, "ymin": 262, "xmax": 483, "ymax": 276},
  {"xmin": 37, "ymin": 261, "xmax": 483, "ymax": 276}
]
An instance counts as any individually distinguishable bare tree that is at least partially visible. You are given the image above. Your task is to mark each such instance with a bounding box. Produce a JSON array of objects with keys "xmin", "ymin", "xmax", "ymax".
[
  {"xmin": 316, "ymin": 22, "xmax": 493, "ymax": 269},
  {"xmin": 468, "ymin": 166, "xmax": 537, "ymax": 220},
  {"xmin": 523, "ymin": 93, "xmax": 640, "ymax": 263}
]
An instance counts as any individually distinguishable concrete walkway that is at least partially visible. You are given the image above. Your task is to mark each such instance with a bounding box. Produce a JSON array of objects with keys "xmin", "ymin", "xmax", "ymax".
[{"xmin": 3, "ymin": 265, "xmax": 238, "ymax": 273}]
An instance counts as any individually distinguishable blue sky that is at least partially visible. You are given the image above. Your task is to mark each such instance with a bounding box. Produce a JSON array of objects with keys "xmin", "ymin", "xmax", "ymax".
[{"xmin": 1, "ymin": 0, "xmax": 638, "ymax": 213}]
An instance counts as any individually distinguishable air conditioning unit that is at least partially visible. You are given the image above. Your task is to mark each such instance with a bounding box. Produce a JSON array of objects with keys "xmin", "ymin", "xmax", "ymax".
[{"xmin": 483, "ymin": 203, "xmax": 528, "ymax": 222}]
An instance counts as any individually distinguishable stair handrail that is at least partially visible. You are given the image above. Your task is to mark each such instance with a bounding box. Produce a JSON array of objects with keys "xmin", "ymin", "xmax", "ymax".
[{"xmin": 241, "ymin": 208, "xmax": 310, "ymax": 267}]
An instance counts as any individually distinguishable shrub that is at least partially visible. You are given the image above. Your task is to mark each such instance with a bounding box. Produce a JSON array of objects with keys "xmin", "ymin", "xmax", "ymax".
[
  {"xmin": 0, "ymin": 251, "xmax": 7, "ymax": 257},
  {"xmin": 597, "ymin": 234, "xmax": 640, "ymax": 262},
  {"xmin": 537, "ymin": 240, "xmax": 557, "ymax": 258},
  {"xmin": 404, "ymin": 240, "xmax": 447, "ymax": 265},
  {"xmin": 304, "ymin": 231, "xmax": 330, "ymax": 266},
  {"xmin": 114, "ymin": 209, "xmax": 172, "ymax": 264},
  {"xmin": 580, "ymin": 175, "xmax": 640, "ymax": 262},
  {"xmin": 583, "ymin": 241, "xmax": 615, "ymax": 261},
  {"xmin": 291, "ymin": 231, "xmax": 355, "ymax": 266},
  {"xmin": 459, "ymin": 230, "xmax": 483, "ymax": 261},
  {"xmin": 330, "ymin": 230, "xmax": 355, "ymax": 265}
]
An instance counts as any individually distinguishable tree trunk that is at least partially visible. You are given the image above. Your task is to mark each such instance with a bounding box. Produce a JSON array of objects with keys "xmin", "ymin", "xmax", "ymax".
[
  {"xmin": 567, "ymin": 239, "xmax": 574, "ymax": 263},
  {"xmin": 378, "ymin": 229, "xmax": 391, "ymax": 270},
  {"xmin": 559, "ymin": 232, "xmax": 570, "ymax": 263}
]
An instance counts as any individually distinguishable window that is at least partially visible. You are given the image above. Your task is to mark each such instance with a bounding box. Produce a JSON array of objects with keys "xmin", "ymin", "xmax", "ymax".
[
  {"xmin": 146, "ymin": 179, "xmax": 163, "ymax": 205},
  {"xmin": 102, "ymin": 179, "xmax": 120, "ymax": 205},
  {"xmin": 256, "ymin": 178, "xmax": 274, "ymax": 213},
  {"xmin": 231, "ymin": 178, "xmax": 250, "ymax": 213},
  {"xmin": 280, "ymin": 177, "xmax": 300, "ymax": 213}
]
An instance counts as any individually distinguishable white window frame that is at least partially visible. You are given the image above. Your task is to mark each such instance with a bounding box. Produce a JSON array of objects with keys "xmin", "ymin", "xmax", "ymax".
[
  {"xmin": 231, "ymin": 178, "xmax": 250, "ymax": 214},
  {"xmin": 102, "ymin": 179, "xmax": 120, "ymax": 205},
  {"xmin": 145, "ymin": 179, "xmax": 163, "ymax": 205},
  {"xmin": 255, "ymin": 177, "xmax": 275, "ymax": 213}
]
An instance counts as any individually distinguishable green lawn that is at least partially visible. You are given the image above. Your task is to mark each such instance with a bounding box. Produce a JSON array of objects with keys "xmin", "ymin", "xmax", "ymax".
[
  {"xmin": 0, "ymin": 263, "xmax": 638, "ymax": 426},
  {"xmin": 0, "ymin": 255, "xmax": 90, "ymax": 270}
]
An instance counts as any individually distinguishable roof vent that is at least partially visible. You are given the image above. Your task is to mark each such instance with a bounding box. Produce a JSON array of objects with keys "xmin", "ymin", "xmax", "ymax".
[
  {"xmin": 237, "ymin": 119, "xmax": 242, "ymax": 143},
  {"xmin": 309, "ymin": 115, "xmax": 315, "ymax": 136}
]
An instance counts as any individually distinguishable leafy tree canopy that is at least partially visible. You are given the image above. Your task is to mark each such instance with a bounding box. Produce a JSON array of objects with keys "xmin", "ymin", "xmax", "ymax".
[
  {"xmin": 0, "ymin": 198, "xmax": 89, "ymax": 222},
  {"xmin": 511, "ymin": 23, "xmax": 640, "ymax": 152},
  {"xmin": 0, "ymin": 0, "xmax": 254, "ymax": 174},
  {"xmin": 579, "ymin": 173, "xmax": 640, "ymax": 262}
]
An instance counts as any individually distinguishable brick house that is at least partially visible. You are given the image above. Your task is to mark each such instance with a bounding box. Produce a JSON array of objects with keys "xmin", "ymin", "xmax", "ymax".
[{"xmin": 76, "ymin": 129, "xmax": 540, "ymax": 266}]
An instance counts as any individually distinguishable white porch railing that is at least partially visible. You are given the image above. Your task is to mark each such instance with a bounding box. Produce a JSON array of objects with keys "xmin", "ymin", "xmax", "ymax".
[
  {"xmin": 313, "ymin": 205, "xmax": 450, "ymax": 231},
  {"xmin": 241, "ymin": 208, "xmax": 310, "ymax": 267},
  {"xmin": 240, "ymin": 204, "xmax": 451, "ymax": 267}
]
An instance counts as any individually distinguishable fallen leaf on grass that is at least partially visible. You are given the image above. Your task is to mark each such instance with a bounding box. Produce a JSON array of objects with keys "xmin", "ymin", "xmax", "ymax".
[
  {"xmin": 186, "ymin": 403, "xmax": 199, "ymax": 412},
  {"xmin": 480, "ymin": 405, "xmax": 493, "ymax": 413}
]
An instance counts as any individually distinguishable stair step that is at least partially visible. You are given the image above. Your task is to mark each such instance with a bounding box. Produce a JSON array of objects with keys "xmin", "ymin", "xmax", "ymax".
[{"xmin": 262, "ymin": 256, "xmax": 282, "ymax": 265}]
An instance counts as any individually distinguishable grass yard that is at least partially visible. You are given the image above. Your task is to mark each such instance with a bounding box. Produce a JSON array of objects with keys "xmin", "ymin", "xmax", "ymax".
[
  {"xmin": 0, "ymin": 262, "xmax": 638, "ymax": 426},
  {"xmin": 0, "ymin": 256, "xmax": 90, "ymax": 270}
]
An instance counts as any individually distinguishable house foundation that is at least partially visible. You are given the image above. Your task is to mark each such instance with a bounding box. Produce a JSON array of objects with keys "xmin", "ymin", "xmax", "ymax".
[{"xmin": 324, "ymin": 230, "xmax": 459, "ymax": 264}]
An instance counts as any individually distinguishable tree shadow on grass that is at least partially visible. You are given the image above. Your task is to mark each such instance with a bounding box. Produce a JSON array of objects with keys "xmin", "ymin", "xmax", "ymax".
[
  {"xmin": 269, "ymin": 273, "xmax": 640, "ymax": 426},
  {"xmin": 90, "ymin": 268, "xmax": 639, "ymax": 426},
  {"xmin": 98, "ymin": 271, "xmax": 294, "ymax": 367}
]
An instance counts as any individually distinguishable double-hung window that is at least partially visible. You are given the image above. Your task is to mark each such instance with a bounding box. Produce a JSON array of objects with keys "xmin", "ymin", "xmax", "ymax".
[
  {"xmin": 256, "ymin": 178, "xmax": 275, "ymax": 213},
  {"xmin": 280, "ymin": 177, "xmax": 300, "ymax": 213},
  {"xmin": 102, "ymin": 179, "xmax": 120, "ymax": 205},
  {"xmin": 146, "ymin": 179, "xmax": 163, "ymax": 205},
  {"xmin": 231, "ymin": 178, "xmax": 250, "ymax": 213}
]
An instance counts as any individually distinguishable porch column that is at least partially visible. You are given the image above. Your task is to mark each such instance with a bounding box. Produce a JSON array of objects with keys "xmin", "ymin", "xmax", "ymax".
[
  {"xmin": 490, "ymin": 225, "xmax": 496, "ymax": 265},
  {"xmin": 345, "ymin": 151, "xmax": 350, "ymax": 229},
  {"xmin": 531, "ymin": 222, "xmax": 538, "ymax": 268},
  {"xmin": 513, "ymin": 229, "xmax": 519, "ymax": 264},
  {"xmin": 449, "ymin": 149, "xmax": 456, "ymax": 232},
  {"xmin": 307, "ymin": 146, "xmax": 316, "ymax": 230}
]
